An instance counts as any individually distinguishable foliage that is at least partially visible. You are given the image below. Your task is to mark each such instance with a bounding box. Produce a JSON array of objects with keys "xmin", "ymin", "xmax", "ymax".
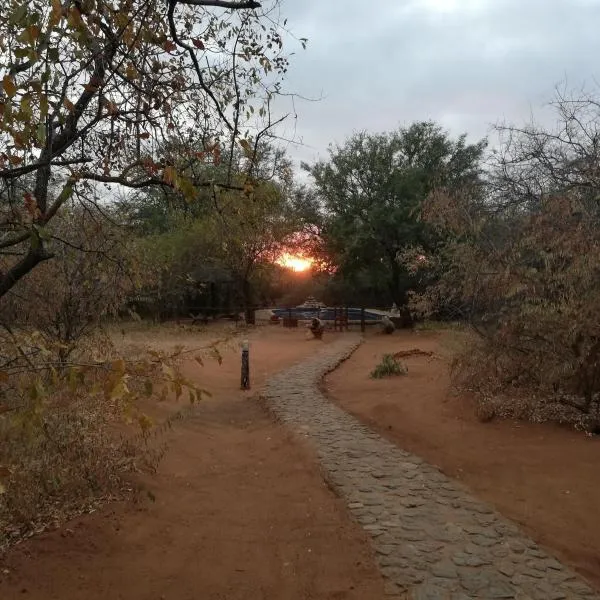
[
  {"xmin": 304, "ymin": 122, "xmax": 486, "ymax": 311},
  {"xmin": 1, "ymin": 205, "xmax": 134, "ymax": 361},
  {"xmin": 420, "ymin": 88, "xmax": 600, "ymax": 429},
  {"xmin": 370, "ymin": 354, "xmax": 407, "ymax": 379},
  {"xmin": 0, "ymin": 325, "xmax": 207, "ymax": 546},
  {"xmin": 132, "ymin": 144, "xmax": 303, "ymax": 318},
  {"xmin": 0, "ymin": 0, "xmax": 298, "ymax": 298}
]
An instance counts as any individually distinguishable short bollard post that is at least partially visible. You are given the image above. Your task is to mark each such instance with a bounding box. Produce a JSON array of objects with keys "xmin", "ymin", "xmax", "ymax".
[{"xmin": 241, "ymin": 339, "xmax": 250, "ymax": 390}]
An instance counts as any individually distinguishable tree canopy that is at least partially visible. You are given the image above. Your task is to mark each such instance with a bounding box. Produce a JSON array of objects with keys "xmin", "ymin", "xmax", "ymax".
[
  {"xmin": 0, "ymin": 0, "xmax": 297, "ymax": 298},
  {"xmin": 304, "ymin": 122, "xmax": 486, "ymax": 310}
]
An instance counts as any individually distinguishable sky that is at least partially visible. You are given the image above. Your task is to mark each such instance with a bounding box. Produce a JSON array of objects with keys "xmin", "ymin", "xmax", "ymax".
[{"xmin": 274, "ymin": 0, "xmax": 600, "ymax": 171}]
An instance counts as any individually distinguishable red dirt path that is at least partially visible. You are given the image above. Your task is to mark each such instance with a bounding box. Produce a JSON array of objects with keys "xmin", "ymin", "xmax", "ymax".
[{"xmin": 0, "ymin": 328, "xmax": 384, "ymax": 600}]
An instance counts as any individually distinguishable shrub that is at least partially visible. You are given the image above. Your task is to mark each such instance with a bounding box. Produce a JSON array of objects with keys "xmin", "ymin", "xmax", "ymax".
[
  {"xmin": 0, "ymin": 325, "xmax": 204, "ymax": 550},
  {"xmin": 370, "ymin": 354, "xmax": 408, "ymax": 379},
  {"xmin": 416, "ymin": 88, "xmax": 600, "ymax": 430}
]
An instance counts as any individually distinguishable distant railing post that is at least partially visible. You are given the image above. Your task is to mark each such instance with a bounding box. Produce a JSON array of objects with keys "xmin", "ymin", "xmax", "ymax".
[
  {"xmin": 361, "ymin": 307, "xmax": 366, "ymax": 333},
  {"xmin": 241, "ymin": 339, "xmax": 250, "ymax": 390}
]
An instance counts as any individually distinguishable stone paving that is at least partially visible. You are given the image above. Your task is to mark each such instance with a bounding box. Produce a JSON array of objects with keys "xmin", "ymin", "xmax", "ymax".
[{"xmin": 263, "ymin": 336, "xmax": 600, "ymax": 600}]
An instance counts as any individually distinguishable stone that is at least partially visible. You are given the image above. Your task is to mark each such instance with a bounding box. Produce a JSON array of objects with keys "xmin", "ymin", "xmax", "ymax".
[
  {"xmin": 358, "ymin": 514, "xmax": 377, "ymax": 525},
  {"xmin": 431, "ymin": 561, "xmax": 458, "ymax": 579},
  {"xmin": 261, "ymin": 338, "xmax": 600, "ymax": 600},
  {"xmin": 384, "ymin": 581, "xmax": 403, "ymax": 596},
  {"xmin": 497, "ymin": 562, "xmax": 516, "ymax": 578},
  {"xmin": 399, "ymin": 529, "xmax": 426, "ymax": 542},
  {"xmin": 410, "ymin": 582, "xmax": 449, "ymax": 600},
  {"xmin": 460, "ymin": 572, "xmax": 491, "ymax": 593},
  {"xmin": 376, "ymin": 545, "xmax": 396, "ymax": 556},
  {"xmin": 379, "ymin": 555, "xmax": 409, "ymax": 569},
  {"xmin": 487, "ymin": 581, "xmax": 517, "ymax": 598}
]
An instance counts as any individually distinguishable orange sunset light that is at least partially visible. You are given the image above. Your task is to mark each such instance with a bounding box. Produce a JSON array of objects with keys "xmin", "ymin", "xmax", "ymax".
[{"xmin": 277, "ymin": 253, "xmax": 313, "ymax": 272}]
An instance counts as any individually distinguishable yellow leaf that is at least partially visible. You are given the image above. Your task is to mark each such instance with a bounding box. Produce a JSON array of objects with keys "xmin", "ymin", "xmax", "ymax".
[
  {"xmin": 239, "ymin": 138, "xmax": 253, "ymax": 157},
  {"xmin": 2, "ymin": 75, "xmax": 16, "ymax": 98},
  {"xmin": 126, "ymin": 64, "xmax": 138, "ymax": 80}
]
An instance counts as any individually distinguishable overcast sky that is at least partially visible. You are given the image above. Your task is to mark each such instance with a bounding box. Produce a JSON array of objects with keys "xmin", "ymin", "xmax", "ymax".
[{"xmin": 274, "ymin": 0, "xmax": 600, "ymax": 171}]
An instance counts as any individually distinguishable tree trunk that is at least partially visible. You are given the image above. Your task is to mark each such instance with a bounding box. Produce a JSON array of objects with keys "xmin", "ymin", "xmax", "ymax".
[
  {"xmin": 242, "ymin": 279, "xmax": 255, "ymax": 325},
  {"xmin": 389, "ymin": 260, "xmax": 413, "ymax": 328}
]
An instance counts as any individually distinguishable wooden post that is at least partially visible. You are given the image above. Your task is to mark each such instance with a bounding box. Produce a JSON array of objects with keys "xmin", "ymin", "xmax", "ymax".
[
  {"xmin": 241, "ymin": 339, "xmax": 250, "ymax": 390},
  {"xmin": 345, "ymin": 306, "xmax": 349, "ymax": 331},
  {"xmin": 361, "ymin": 307, "xmax": 366, "ymax": 333}
]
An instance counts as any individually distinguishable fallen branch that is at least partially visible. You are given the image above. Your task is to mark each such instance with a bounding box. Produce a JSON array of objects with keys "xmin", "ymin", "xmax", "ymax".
[{"xmin": 393, "ymin": 349, "xmax": 435, "ymax": 360}]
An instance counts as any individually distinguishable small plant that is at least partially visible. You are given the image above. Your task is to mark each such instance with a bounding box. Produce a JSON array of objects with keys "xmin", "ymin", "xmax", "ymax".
[{"xmin": 370, "ymin": 354, "xmax": 408, "ymax": 379}]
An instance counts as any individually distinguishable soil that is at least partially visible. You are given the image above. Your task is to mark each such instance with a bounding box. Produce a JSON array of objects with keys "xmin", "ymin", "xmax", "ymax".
[
  {"xmin": 0, "ymin": 326, "xmax": 384, "ymax": 600},
  {"xmin": 324, "ymin": 329, "xmax": 600, "ymax": 589}
]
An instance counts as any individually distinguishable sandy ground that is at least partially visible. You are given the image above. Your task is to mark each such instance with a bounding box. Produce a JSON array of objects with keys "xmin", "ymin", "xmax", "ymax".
[
  {"xmin": 325, "ymin": 329, "xmax": 600, "ymax": 589},
  {"xmin": 0, "ymin": 326, "xmax": 384, "ymax": 600}
]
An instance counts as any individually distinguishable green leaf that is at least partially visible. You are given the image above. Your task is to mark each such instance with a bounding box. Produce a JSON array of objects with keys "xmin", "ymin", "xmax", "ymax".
[{"xmin": 9, "ymin": 3, "xmax": 28, "ymax": 26}]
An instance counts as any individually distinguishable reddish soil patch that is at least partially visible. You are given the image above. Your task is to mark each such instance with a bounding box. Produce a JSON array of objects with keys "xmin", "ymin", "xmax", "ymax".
[
  {"xmin": 0, "ymin": 327, "xmax": 384, "ymax": 600},
  {"xmin": 325, "ymin": 330, "xmax": 600, "ymax": 589}
]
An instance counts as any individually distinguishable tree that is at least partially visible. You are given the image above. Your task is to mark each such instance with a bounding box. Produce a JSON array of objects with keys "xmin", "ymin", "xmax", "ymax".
[
  {"xmin": 131, "ymin": 141, "xmax": 301, "ymax": 321},
  {"xmin": 0, "ymin": 0, "xmax": 296, "ymax": 299},
  {"xmin": 304, "ymin": 122, "xmax": 485, "ymax": 316},
  {"xmin": 1, "ymin": 204, "xmax": 133, "ymax": 362},
  {"xmin": 420, "ymin": 88, "xmax": 600, "ymax": 427}
]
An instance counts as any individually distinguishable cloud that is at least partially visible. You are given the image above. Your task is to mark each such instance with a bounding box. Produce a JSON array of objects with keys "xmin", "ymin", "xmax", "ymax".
[{"xmin": 275, "ymin": 0, "xmax": 600, "ymax": 170}]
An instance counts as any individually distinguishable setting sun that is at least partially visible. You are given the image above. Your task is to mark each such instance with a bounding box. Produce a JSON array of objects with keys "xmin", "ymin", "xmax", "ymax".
[{"xmin": 277, "ymin": 253, "xmax": 313, "ymax": 272}]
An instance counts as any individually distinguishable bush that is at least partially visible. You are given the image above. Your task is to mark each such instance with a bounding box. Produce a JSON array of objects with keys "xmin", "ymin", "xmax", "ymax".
[
  {"xmin": 0, "ymin": 325, "xmax": 203, "ymax": 550},
  {"xmin": 417, "ymin": 88, "xmax": 600, "ymax": 430},
  {"xmin": 370, "ymin": 354, "xmax": 408, "ymax": 379}
]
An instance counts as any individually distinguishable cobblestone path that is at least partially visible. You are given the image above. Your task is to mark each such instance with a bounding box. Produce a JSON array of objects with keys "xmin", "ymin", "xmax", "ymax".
[{"xmin": 263, "ymin": 336, "xmax": 599, "ymax": 600}]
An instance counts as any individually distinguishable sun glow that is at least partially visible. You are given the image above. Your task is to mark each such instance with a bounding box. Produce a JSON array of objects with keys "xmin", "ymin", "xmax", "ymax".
[{"xmin": 277, "ymin": 253, "xmax": 313, "ymax": 272}]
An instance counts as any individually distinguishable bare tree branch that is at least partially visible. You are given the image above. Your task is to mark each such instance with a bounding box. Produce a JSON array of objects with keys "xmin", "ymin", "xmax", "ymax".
[{"xmin": 176, "ymin": 0, "xmax": 260, "ymax": 8}]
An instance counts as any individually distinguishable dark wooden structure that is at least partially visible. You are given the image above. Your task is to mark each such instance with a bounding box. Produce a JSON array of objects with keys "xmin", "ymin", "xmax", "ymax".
[
  {"xmin": 333, "ymin": 307, "xmax": 349, "ymax": 331},
  {"xmin": 282, "ymin": 308, "xmax": 299, "ymax": 328}
]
